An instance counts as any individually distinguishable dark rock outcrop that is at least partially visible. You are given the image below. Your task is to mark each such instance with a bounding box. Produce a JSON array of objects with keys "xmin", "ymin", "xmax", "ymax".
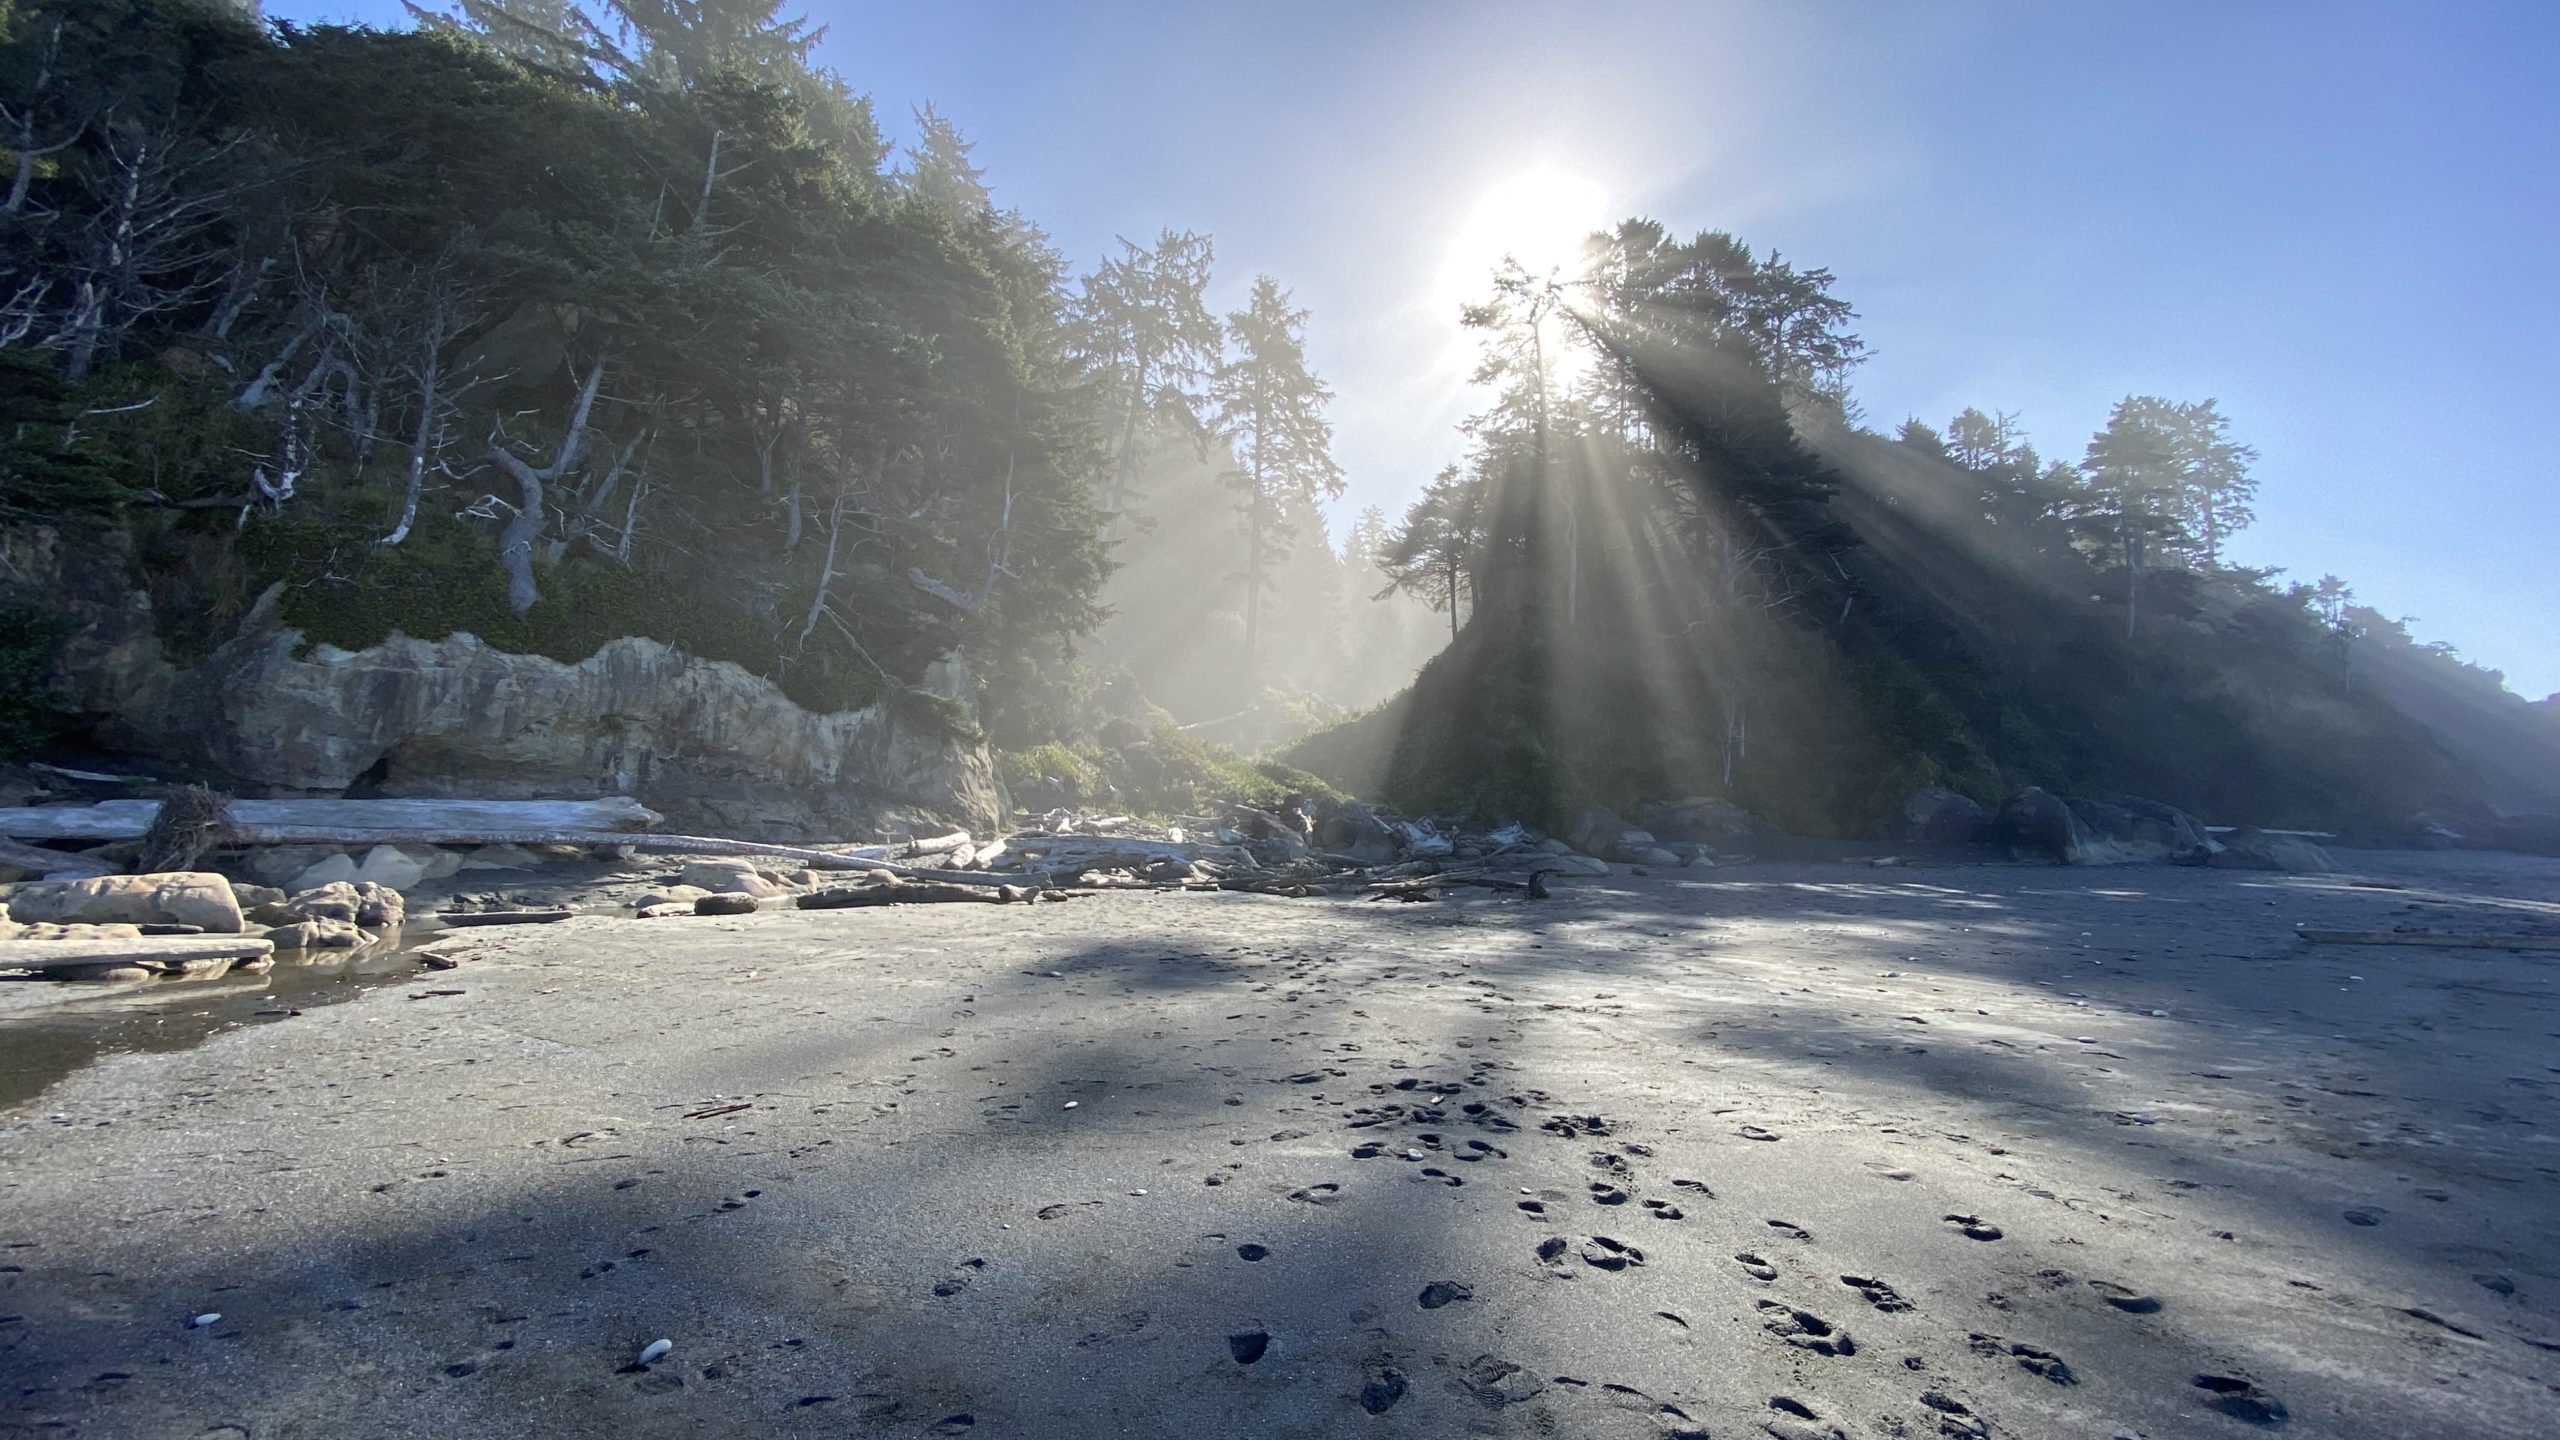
[{"xmin": 1902, "ymin": 787, "xmax": 1990, "ymax": 846}]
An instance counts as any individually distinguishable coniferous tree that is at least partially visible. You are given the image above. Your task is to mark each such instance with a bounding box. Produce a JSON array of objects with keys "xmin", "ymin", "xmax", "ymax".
[
  {"xmin": 899, "ymin": 102, "xmax": 988, "ymax": 215},
  {"xmin": 1212, "ymin": 274, "xmax": 1342, "ymax": 689},
  {"xmin": 1069, "ymin": 229, "xmax": 1219, "ymax": 532}
]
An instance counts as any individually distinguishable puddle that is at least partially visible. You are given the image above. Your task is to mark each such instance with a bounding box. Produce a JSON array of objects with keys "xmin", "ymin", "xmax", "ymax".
[{"xmin": 0, "ymin": 925, "xmax": 453, "ymax": 1111}]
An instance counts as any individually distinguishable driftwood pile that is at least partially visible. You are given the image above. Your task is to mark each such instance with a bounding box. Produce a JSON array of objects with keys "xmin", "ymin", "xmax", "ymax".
[{"xmin": 0, "ymin": 788, "xmax": 1583, "ymax": 917}]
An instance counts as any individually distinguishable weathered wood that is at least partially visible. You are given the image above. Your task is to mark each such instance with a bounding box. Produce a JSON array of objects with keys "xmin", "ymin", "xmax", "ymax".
[
  {"xmin": 797, "ymin": 882, "xmax": 1031, "ymax": 908},
  {"xmin": 214, "ymin": 828, "xmax": 1012, "ymax": 886},
  {"xmin": 0, "ymin": 837, "xmax": 118, "ymax": 878},
  {"xmin": 2296, "ymin": 929, "xmax": 2560, "ymax": 950},
  {"xmin": 901, "ymin": 831, "xmax": 973, "ymax": 858},
  {"xmin": 0, "ymin": 934, "xmax": 275, "ymax": 971},
  {"xmin": 434, "ymin": 908, "xmax": 578, "ymax": 927},
  {"xmin": 0, "ymin": 797, "xmax": 664, "ymax": 841}
]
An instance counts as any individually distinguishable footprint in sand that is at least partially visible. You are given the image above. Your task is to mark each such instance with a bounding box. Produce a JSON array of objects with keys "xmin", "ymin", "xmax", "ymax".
[
  {"xmin": 1350, "ymin": 1142, "xmax": 1387, "ymax": 1160},
  {"xmin": 1288, "ymin": 1183, "xmax": 1345, "ymax": 1206},
  {"xmin": 1358, "ymin": 1355, "xmax": 1408, "ymax": 1413},
  {"xmin": 1734, "ymin": 1252, "xmax": 1780, "ymax": 1282},
  {"xmin": 1969, "ymin": 1333, "xmax": 2075, "ymax": 1384},
  {"xmin": 1840, "ymin": 1275, "xmax": 1913, "ymax": 1312},
  {"xmin": 1766, "ymin": 1218, "xmax": 1812, "ymax": 1241},
  {"xmin": 1758, "ymin": 1301, "xmax": 1855, "ymax": 1356},
  {"xmin": 932, "ymin": 1258, "xmax": 988, "ymax": 1297},
  {"xmin": 1227, "ymin": 1329, "xmax": 1270, "ymax": 1364},
  {"xmin": 1589, "ymin": 1152, "xmax": 1633, "ymax": 1176},
  {"xmin": 1918, "ymin": 1391, "xmax": 1988, "ymax": 1438},
  {"xmin": 1761, "ymin": 1395, "xmax": 1849, "ymax": 1440},
  {"xmin": 1943, "ymin": 1214, "xmax": 2003, "ymax": 1241},
  {"xmin": 2192, "ymin": 1374, "xmax": 2288, "ymax": 1426},
  {"xmin": 1577, "ymin": 1235, "xmax": 1646, "ymax": 1271},
  {"xmin": 1589, "ymin": 1182, "xmax": 1633, "ymax": 1206},
  {"xmin": 2087, "ymin": 1279, "xmax": 2161, "ymax": 1313},
  {"xmin": 1452, "ymin": 1353, "xmax": 1544, "ymax": 1407},
  {"xmin": 1642, "ymin": 1198, "xmax": 1685, "ymax": 1221},
  {"xmin": 1236, "ymin": 1244, "xmax": 1270, "ymax": 1262},
  {"xmin": 1417, "ymin": 1280, "xmax": 1473, "ymax": 1310},
  {"xmin": 1671, "ymin": 1177, "xmax": 1716, "ymax": 1197},
  {"xmin": 1740, "ymin": 1124, "xmax": 1781, "ymax": 1141}
]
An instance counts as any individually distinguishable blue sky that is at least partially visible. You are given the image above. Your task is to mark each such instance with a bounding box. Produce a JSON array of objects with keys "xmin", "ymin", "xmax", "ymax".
[{"xmin": 269, "ymin": 1, "xmax": 2560, "ymax": 697}]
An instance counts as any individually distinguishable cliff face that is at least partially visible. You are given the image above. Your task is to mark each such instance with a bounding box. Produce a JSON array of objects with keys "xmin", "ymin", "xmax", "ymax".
[{"xmin": 10, "ymin": 527, "xmax": 1002, "ymax": 840}]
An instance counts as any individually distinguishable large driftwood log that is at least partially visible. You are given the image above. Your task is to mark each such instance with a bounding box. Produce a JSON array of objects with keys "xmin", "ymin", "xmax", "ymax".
[
  {"xmin": 798, "ymin": 882, "xmax": 1032, "ymax": 908},
  {"xmin": 208, "ymin": 827, "xmax": 1014, "ymax": 886},
  {"xmin": 0, "ymin": 797, "xmax": 664, "ymax": 841},
  {"xmin": 0, "ymin": 837, "xmax": 118, "ymax": 878},
  {"xmin": 2296, "ymin": 928, "xmax": 2560, "ymax": 950},
  {"xmin": 0, "ymin": 935, "xmax": 275, "ymax": 971}
]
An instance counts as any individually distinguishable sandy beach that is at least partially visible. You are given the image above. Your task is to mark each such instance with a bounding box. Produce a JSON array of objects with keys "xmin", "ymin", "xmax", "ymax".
[{"xmin": 3, "ymin": 849, "xmax": 2556, "ymax": 1439}]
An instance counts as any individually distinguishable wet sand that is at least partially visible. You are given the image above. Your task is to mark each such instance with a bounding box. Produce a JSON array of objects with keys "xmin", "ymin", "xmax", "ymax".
[{"xmin": 2, "ymin": 850, "xmax": 2556, "ymax": 1438}]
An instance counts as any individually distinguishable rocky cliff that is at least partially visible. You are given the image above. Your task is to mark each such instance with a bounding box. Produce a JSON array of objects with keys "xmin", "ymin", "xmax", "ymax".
[{"xmin": 8, "ymin": 527, "xmax": 1002, "ymax": 840}]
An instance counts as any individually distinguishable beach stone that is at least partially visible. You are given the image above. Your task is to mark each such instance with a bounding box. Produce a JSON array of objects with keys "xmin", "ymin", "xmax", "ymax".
[
  {"xmin": 242, "ymin": 845, "xmax": 341, "ymax": 886},
  {"xmin": 282, "ymin": 880, "xmax": 406, "ymax": 928},
  {"xmin": 678, "ymin": 859, "xmax": 789, "ymax": 897},
  {"xmin": 1902, "ymin": 786, "xmax": 1990, "ymax": 845},
  {"xmin": 1537, "ymin": 838, "xmax": 1576, "ymax": 856},
  {"xmin": 2210, "ymin": 826, "xmax": 2337, "ymax": 874},
  {"xmin": 58, "ymin": 962, "xmax": 153, "ymax": 983},
  {"xmin": 1631, "ymin": 847, "xmax": 1682, "ymax": 868},
  {"xmin": 7, "ymin": 872, "xmax": 245, "ymax": 933},
  {"xmin": 458, "ymin": 844, "xmax": 545, "ymax": 871},
  {"xmin": 635, "ymin": 902, "xmax": 691, "ymax": 919},
  {"xmin": 1315, "ymin": 800, "xmax": 1396, "ymax": 864},
  {"xmin": 695, "ymin": 891, "xmax": 762, "ymax": 916},
  {"xmin": 286, "ymin": 852, "xmax": 360, "ymax": 892},
  {"xmin": 0, "ymin": 921, "xmax": 145, "ymax": 942},
  {"xmin": 350, "ymin": 843, "xmax": 461, "ymax": 891},
  {"xmin": 1541, "ymin": 854, "xmax": 1611, "ymax": 877},
  {"xmin": 232, "ymin": 883, "xmax": 287, "ymax": 908},
  {"xmin": 636, "ymin": 885, "xmax": 711, "ymax": 909},
  {"xmin": 1995, "ymin": 787, "xmax": 2089, "ymax": 864},
  {"xmin": 2105, "ymin": 795, "xmax": 2218, "ymax": 865},
  {"xmin": 263, "ymin": 918, "xmax": 368, "ymax": 950}
]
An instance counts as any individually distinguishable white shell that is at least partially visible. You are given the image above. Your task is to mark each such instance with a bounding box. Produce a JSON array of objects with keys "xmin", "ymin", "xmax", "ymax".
[
  {"xmin": 189, "ymin": 1313, "xmax": 221, "ymax": 1328},
  {"xmin": 637, "ymin": 1338, "xmax": 673, "ymax": 1366}
]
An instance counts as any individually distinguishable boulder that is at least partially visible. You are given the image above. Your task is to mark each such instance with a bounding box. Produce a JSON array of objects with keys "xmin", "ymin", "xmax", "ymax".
[
  {"xmin": 2209, "ymin": 827, "xmax": 2338, "ymax": 874},
  {"xmin": 635, "ymin": 902, "xmax": 691, "ymax": 919},
  {"xmin": 1636, "ymin": 797, "xmax": 1758, "ymax": 842},
  {"xmin": 1994, "ymin": 788, "xmax": 2089, "ymax": 864},
  {"xmin": 1536, "ymin": 838, "xmax": 1576, "ymax": 856},
  {"xmin": 349, "ymin": 843, "xmax": 463, "ymax": 891},
  {"xmin": 285, "ymin": 852, "xmax": 360, "ymax": 892},
  {"xmin": 458, "ymin": 844, "xmax": 546, "ymax": 871},
  {"xmin": 8, "ymin": 872, "xmax": 245, "ymax": 933},
  {"xmin": 1315, "ymin": 801, "xmax": 1396, "ymax": 864},
  {"xmin": 2101, "ymin": 795, "xmax": 2218, "ymax": 865},
  {"xmin": 677, "ymin": 859, "xmax": 790, "ymax": 898},
  {"xmin": 263, "ymin": 918, "xmax": 368, "ymax": 950},
  {"xmin": 1537, "ymin": 854, "xmax": 1611, "ymax": 877},
  {"xmin": 242, "ymin": 845, "xmax": 343, "ymax": 887},
  {"xmin": 1631, "ymin": 847, "xmax": 1682, "ymax": 868},
  {"xmin": 60, "ymin": 963, "xmax": 153, "ymax": 983},
  {"xmin": 1567, "ymin": 807, "xmax": 1641, "ymax": 858},
  {"xmin": 232, "ymin": 883, "xmax": 286, "ymax": 908},
  {"xmin": 274, "ymin": 880, "xmax": 405, "ymax": 928},
  {"xmin": 694, "ymin": 891, "xmax": 762, "ymax": 916},
  {"xmin": 1901, "ymin": 787, "xmax": 1990, "ymax": 846}
]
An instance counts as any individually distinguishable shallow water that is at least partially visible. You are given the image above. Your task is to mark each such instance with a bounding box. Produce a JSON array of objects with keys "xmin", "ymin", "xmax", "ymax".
[{"xmin": 0, "ymin": 926, "xmax": 446, "ymax": 1110}]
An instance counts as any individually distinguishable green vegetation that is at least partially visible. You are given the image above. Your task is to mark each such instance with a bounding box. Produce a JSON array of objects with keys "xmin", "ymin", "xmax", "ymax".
[
  {"xmin": 0, "ymin": 600, "xmax": 68, "ymax": 758},
  {"xmin": 1000, "ymin": 714, "xmax": 1339, "ymax": 820}
]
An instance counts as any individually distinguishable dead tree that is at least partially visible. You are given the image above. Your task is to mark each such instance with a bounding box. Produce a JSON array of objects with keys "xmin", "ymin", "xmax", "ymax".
[{"xmin": 485, "ymin": 359, "xmax": 606, "ymax": 615}]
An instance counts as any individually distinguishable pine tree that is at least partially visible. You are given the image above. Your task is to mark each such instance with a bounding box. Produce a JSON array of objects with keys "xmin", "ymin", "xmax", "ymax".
[
  {"xmin": 899, "ymin": 101, "xmax": 988, "ymax": 215},
  {"xmin": 1068, "ymin": 228, "xmax": 1219, "ymax": 533},
  {"xmin": 1379, "ymin": 464, "xmax": 1485, "ymax": 642},
  {"xmin": 1212, "ymin": 274, "xmax": 1343, "ymax": 689}
]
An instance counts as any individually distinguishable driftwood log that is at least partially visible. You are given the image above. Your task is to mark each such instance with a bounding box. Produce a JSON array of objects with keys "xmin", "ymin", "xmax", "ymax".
[
  {"xmin": 0, "ymin": 935, "xmax": 275, "ymax": 971},
  {"xmin": 0, "ymin": 797, "xmax": 664, "ymax": 841},
  {"xmin": 0, "ymin": 837, "xmax": 118, "ymax": 879},
  {"xmin": 798, "ymin": 883, "xmax": 1033, "ymax": 908},
  {"xmin": 2296, "ymin": 929, "xmax": 2560, "ymax": 950},
  {"xmin": 435, "ymin": 908, "xmax": 579, "ymax": 927}
]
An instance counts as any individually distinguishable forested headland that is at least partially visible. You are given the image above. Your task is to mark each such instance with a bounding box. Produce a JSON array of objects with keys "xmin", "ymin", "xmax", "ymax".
[{"xmin": 1, "ymin": 0, "xmax": 2551, "ymax": 841}]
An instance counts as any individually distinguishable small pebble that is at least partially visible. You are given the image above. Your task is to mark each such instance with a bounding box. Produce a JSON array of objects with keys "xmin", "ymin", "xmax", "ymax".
[
  {"xmin": 188, "ymin": 1313, "xmax": 221, "ymax": 1329},
  {"xmin": 1062, "ymin": 1101, "xmax": 1078, "ymax": 1110},
  {"xmin": 637, "ymin": 1338, "xmax": 672, "ymax": 1366}
]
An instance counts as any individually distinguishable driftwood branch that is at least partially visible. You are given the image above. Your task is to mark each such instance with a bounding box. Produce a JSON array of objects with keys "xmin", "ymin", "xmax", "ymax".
[
  {"xmin": 0, "ymin": 797, "xmax": 663, "ymax": 841},
  {"xmin": 2296, "ymin": 929, "xmax": 2560, "ymax": 951}
]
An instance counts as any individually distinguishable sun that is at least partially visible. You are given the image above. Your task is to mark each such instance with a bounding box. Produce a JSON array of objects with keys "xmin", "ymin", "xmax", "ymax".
[{"xmin": 1433, "ymin": 167, "xmax": 1611, "ymax": 316}]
